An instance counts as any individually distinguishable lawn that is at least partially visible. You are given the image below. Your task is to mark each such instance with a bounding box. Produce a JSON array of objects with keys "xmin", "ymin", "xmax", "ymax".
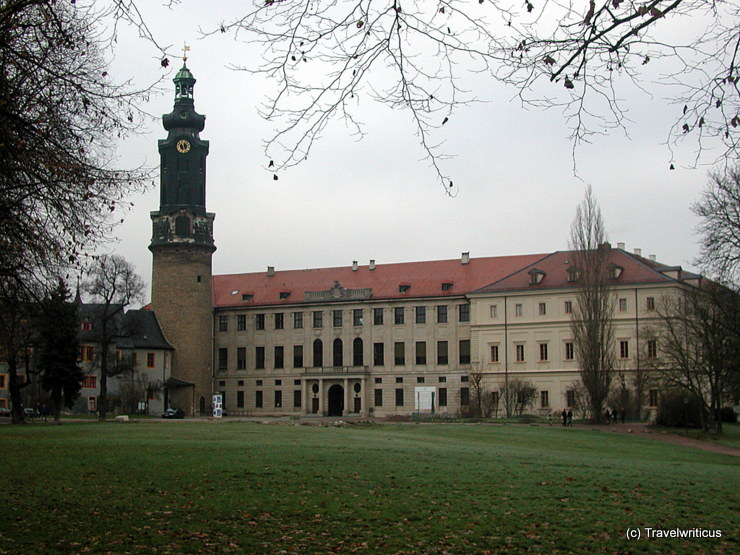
[{"xmin": 0, "ymin": 422, "xmax": 737, "ymax": 554}]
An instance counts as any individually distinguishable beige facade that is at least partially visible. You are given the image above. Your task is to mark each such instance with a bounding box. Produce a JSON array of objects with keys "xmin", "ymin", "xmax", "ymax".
[
  {"xmin": 214, "ymin": 296, "xmax": 473, "ymax": 416},
  {"xmin": 209, "ymin": 249, "xmax": 697, "ymax": 419},
  {"xmin": 469, "ymin": 281, "xmax": 687, "ymax": 418}
]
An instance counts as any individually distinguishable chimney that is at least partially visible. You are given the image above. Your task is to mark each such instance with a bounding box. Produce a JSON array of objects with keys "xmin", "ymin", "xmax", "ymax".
[
  {"xmin": 461, "ymin": 252, "xmax": 470, "ymax": 265},
  {"xmin": 352, "ymin": 260, "xmax": 359, "ymax": 272},
  {"xmin": 649, "ymin": 254, "xmax": 656, "ymax": 262},
  {"xmin": 617, "ymin": 242, "xmax": 625, "ymax": 250},
  {"xmin": 369, "ymin": 259, "xmax": 376, "ymax": 271},
  {"xmin": 634, "ymin": 248, "xmax": 642, "ymax": 257},
  {"xmin": 267, "ymin": 266, "xmax": 275, "ymax": 277}
]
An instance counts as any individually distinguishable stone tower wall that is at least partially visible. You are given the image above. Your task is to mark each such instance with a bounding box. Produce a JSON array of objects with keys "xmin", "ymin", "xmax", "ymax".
[{"xmin": 151, "ymin": 246, "xmax": 213, "ymax": 415}]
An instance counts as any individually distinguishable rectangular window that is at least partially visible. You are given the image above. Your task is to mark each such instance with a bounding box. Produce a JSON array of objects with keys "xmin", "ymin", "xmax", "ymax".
[
  {"xmin": 237, "ymin": 314, "xmax": 247, "ymax": 331},
  {"xmin": 82, "ymin": 374, "xmax": 97, "ymax": 389},
  {"xmin": 437, "ymin": 305, "xmax": 448, "ymax": 323},
  {"xmin": 293, "ymin": 345, "xmax": 304, "ymax": 368},
  {"xmin": 415, "ymin": 306, "xmax": 426, "ymax": 324},
  {"xmin": 275, "ymin": 313, "xmax": 284, "ymax": 330},
  {"xmin": 237, "ymin": 347, "xmax": 247, "ymax": 370},
  {"xmin": 415, "ymin": 341, "xmax": 427, "ymax": 365},
  {"xmin": 458, "ymin": 304, "xmax": 470, "ymax": 322},
  {"xmin": 539, "ymin": 343, "xmax": 548, "ymax": 362},
  {"xmin": 237, "ymin": 391, "xmax": 244, "ymax": 409},
  {"xmin": 460, "ymin": 387, "xmax": 470, "ymax": 406},
  {"xmin": 647, "ymin": 339, "xmax": 657, "ymax": 359},
  {"xmin": 313, "ymin": 311, "xmax": 323, "ymax": 328},
  {"xmin": 294, "ymin": 390, "xmax": 301, "ymax": 408},
  {"xmin": 394, "ymin": 307, "xmax": 404, "ymax": 325},
  {"xmin": 255, "ymin": 346, "xmax": 265, "ymax": 369},
  {"xmin": 646, "ymin": 297, "xmax": 655, "ymax": 311},
  {"xmin": 564, "ymin": 300, "xmax": 572, "ymax": 314},
  {"xmin": 566, "ymin": 389, "xmax": 575, "ymax": 408},
  {"xmin": 79, "ymin": 345, "xmax": 95, "ymax": 362},
  {"xmin": 539, "ymin": 302, "xmax": 547, "ymax": 315},
  {"xmin": 417, "ymin": 376, "xmax": 425, "ymax": 384},
  {"xmin": 88, "ymin": 397, "xmax": 97, "ymax": 411},
  {"xmin": 459, "ymin": 340, "xmax": 471, "ymax": 364},
  {"xmin": 490, "ymin": 345, "xmax": 499, "ymax": 363},
  {"xmin": 218, "ymin": 315, "xmax": 228, "ymax": 332},
  {"xmin": 373, "ymin": 343, "xmax": 384, "ymax": 366},
  {"xmin": 256, "ymin": 390, "xmax": 263, "ymax": 408},
  {"xmin": 333, "ymin": 310, "xmax": 343, "ymax": 327},
  {"xmin": 293, "ymin": 312, "xmax": 303, "ymax": 329},
  {"xmin": 255, "ymin": 314, "xmax": 265, "ymax": 330},
  {"xmin": 515, "ymin": 344, "xmax": 525, "ymax": 362},
  {"xmin": 437, "ymin": 341, "xmax": 448, "ymax": 365},
  {"xmin": 649, "ymin": 389, "xmax": 659, "ymax": 407},
  {"xmin": 373, "ymin": 308, "xmax": 384, "ymax": 325},
  {"xmin": 146, "ymin": 352, "xmax": 155, "ymax": 368},
  {"xmin": 491, "ymin": 391, "xmax": 499, "ymax": 408},
  {"xmin": 490, "ymin": 305, "xmax": 498, "ymax": 319},
  {"xmin": 394, "ymin": 342, "xmax": 405, "ymax": 366},
  {"xmin": 274, "ymin": 346, "xmax": 284, "ymax": 369},
  {"xmin": 515, "ymin": 303, "xmax": 523, "ymax": 317},
  {"xmin": 353, "ymin": 309, "xmax": 363, "ymax": 326},
  {"xmin": 565, "ymin": 342, "xmax": 574, "ymax": 361},
  {"xmin": 438, "ymin": 387, "xmax": 447, "ymax": 407},
  {"xmin": 274, "ymin": 390, "xmax": 282, "ymax": 408},
  {"xmin": 618, "ymin": 298, "xmax": 627, "ymax": 312},
  {"xmin": 374, "ymin": 388, "xmax": 383, "ymax": 407},
  {"xmin": 540, "ymin": 391, "xmax": 549, "ymax": 408},
  {"xmin": 619, "ymin": 340, "xmax": 630, "ymax": 359},
  {"xmin": 395, "ymin": 388, "xmax": 404, "ymax": 407},
  {"xmin": 218, "ymin": 348, "xmax": 228, "ymax": 371}
]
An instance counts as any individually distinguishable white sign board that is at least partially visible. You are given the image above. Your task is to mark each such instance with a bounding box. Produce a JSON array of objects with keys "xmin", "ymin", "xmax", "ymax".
[
  {"xmin": 415, "ymin": 387, "xmax": 437, "ymax": 412},
  {"xmin": 212, "ymin": 394, "xmax": 223, "ymax": 419}
]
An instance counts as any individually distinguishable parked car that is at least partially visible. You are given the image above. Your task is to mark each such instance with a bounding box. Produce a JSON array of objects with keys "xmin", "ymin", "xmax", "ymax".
[
  {"xmin": 0, "ymin": 407, "xmax": 11, "ymax": 417},
  {"xmin": 161, "ymin": 408, "xmax": 185, "ymax": 419},
  {"xmin": 23, "ymin": 408, "xmax": 38, "ymax": 418}
]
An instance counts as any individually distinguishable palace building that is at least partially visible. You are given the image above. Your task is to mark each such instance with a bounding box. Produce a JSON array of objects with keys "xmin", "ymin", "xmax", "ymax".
[{"xmin": 150, "ymin": 62, "xmax": 699, "ymax": 419}]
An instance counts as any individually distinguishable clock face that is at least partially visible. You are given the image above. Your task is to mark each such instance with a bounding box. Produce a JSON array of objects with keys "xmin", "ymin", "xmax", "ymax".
[{"xmin": 176, "ymin": 139, "xmax": 191, "ymax": 154}]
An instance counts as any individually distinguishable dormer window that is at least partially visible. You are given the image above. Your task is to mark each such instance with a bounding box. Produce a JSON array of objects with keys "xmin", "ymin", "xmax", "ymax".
[
  {"xmin": 399, "ymin": 284, "xmax": 411, "ymax": 293},
  {"xmin": 528, "ymin": 269, "xmax": 546, "ymax": 285},
  {"xmin": 80, "ymin": 321, "xmax": 92, "ymax": 332},
  {"xmin": 567, "ymin": 267, "xmax": 581, "ymax": 282},
  {"xmin": 241, "ymin": 293, "xmax": 254, "ymax": 302},
  {"xmin": 441, "ymin": 282, "xmax": 453, "ymax": 291},
  {"xmin": 279, "ymin": 291, "xmax": 291, "ymax": 300},
  {"xmin": 609, "ymin": 264, "xmax": 624, "ymax": 279}
]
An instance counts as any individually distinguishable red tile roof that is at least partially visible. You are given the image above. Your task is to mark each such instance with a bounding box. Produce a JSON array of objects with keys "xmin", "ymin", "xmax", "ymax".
[
  {"xmin": 213, "ymin": 254, "xmax": 547, "ymax": 308},
  {"xmin": 472, "ymin": 249, "xmax": 679, "ymax": 294}
]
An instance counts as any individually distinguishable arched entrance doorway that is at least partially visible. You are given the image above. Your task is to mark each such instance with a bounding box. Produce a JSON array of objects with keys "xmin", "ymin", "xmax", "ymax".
[{"xmin": 327, "ymin": 384, "xmax": 344, "ymax": 416}]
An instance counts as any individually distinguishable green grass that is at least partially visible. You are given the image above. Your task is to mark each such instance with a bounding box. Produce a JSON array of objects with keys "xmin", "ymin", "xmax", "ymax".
[
  {"xmin": 0, "ymin": 422, "xmax": 737, "ymax": 554},
  {"xmin": 655, "ymin": 423, "xmax": 740, "ymax": 450}
]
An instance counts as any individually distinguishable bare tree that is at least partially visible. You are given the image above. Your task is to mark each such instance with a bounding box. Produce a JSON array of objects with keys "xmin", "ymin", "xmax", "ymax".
[
  {"xmin": 693, "ymin": 166, "xmax": 740, "ymax": 286},
  {"xmin": 82, "ymin": 254, "xmax": 145, "ymax": 421},
  {"xmin": 0, "ymin": 0, "xmax": 159, "ymax": 298},
  {"xmin": 0, "ymin": 279, "xmax": 38, "ymax": 424},
  {"xmin": 569, "ymin": 186, "xmax": 615, "ymax": 423},
  {"xmin": 649, "ymin": 283, "xmax": 740, "ymax": 433},
  {"xmin": 208, "ymin": 1, "xmax": 739, "ymax": 189},
  {"xmin": 500, "ymin": 377, "xmax": 537, "ymax": 417}
]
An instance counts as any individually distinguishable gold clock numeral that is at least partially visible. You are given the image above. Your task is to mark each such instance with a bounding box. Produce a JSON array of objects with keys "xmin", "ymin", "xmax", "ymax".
[{"xmin": 176, "ymin": 139, "xmax": 191, "ymax": 153}]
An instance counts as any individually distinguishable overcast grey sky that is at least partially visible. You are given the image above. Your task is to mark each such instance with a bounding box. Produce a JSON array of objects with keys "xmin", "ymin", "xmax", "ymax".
[{"xmin": 106, "ymin": 1, "xmax": 709, "ymax": 301}]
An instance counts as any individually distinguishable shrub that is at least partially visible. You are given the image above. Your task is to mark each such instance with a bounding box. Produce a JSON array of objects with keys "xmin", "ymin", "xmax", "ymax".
[{"xmin": 655, "ymin": 389, "xmax": 703, "ymax": 428}]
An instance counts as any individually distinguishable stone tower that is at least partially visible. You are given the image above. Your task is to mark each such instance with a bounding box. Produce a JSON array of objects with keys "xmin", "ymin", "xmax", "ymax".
[{"xmin": 149, "ymin": 60, "xmax": 215, "ymax": 416}]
